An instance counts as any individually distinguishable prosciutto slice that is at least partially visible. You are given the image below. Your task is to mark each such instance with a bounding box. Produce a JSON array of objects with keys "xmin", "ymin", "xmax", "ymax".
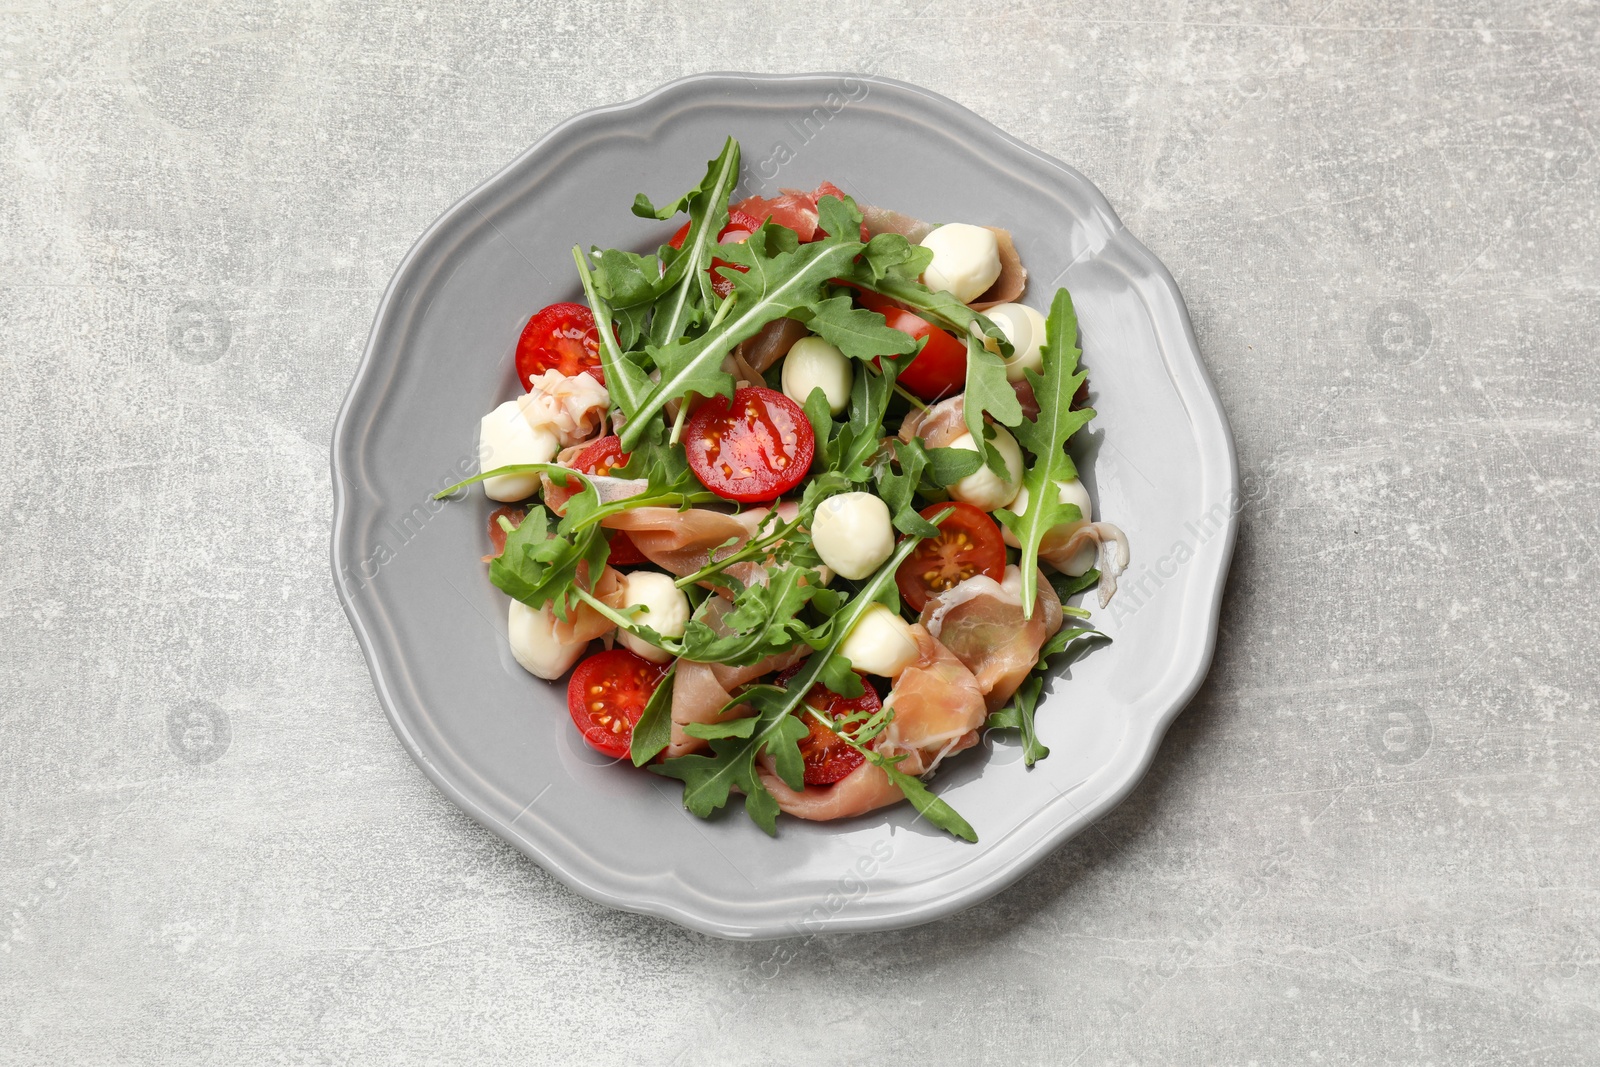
[
  {"xmin": 732, "ymin": 318, "xmax": 808, "ymax": 375},
  {"xmin": 861, "ymin": 203, "xmax": 936, "ymax": 243},
  {"xmin": 898, "ymin": 395, "xmax": 967, "ymax": 449},
  {"xmin": 920, "ymin": 565, "xmax": 1064, "ymax": 712},
  {"xmin": 667, "ymin": 597, "xmax": 807, "ymax": 758},
  {"xmin": 1039, "ymin": 521, "xmax": 1131, "ymax": 608},
  {"xmin": 561, "ymin": 564, "xmax": 628, "ymax": 644},
  {"xmin": 518, "ymin": 370, "xmax": 611, "ymax": 447},
  {"xmin": 878, "ymin": 625, "xmax": 987, "ymax": 760},
  {"xmin": 756, "ymin": 758, "xmax": 906, "ymax": 822},
  {"xmin": 761, "ymin": 625, "xmax": 986, "ymax": 822},
  {"xmin": 732, "ymin": 182, "xmax": 849, "ymax": 243},
  {"xmin": 600, "ymin": 507, "xmax": 760, "ymax": 577}
]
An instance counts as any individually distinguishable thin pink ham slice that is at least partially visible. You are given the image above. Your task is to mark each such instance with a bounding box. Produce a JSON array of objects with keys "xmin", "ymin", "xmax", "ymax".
[
  {"xmin": 732, "ymin": 318, "xmax": 808, "ymax": 375},
  {"xmin": 665, "ymin": 597, "xmax": 807, "ymax": 759},
  {"xmin": 920, "ymin": 565, "xmax": 1064, "ymax": 712},
  {"xmin": 897, "ymin": 395, "xmax": 967, "ymax": 449},
  {"xmin": 756, "ymin": 758, "xmax": 906, "ymax": 822},
  {"xmin": 759, "ymin": 625, "xmax": 986, "ymax": 822},
  {"xmin": 600, "ymin": 507, "xmax": 760, "ymax": 577}
]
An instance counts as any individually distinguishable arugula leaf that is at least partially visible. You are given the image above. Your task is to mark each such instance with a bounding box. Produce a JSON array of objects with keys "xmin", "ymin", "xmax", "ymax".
[
  {"xmin": 986, "ymin": 675, "xmax": 1049, "ymax": 767},
  {"xmin": 873, "ymin": 438, "xmax": 979, "ymax": 538},
  {"xmin": 924, "ymin": 443, "xmax": 983, "ymax": 485},
  {"xmin": 607, "ymin": 415, "xmax": 695, "ymax": 493},
  {"xmin": 653, "ymin": 527, "xmax": 969, "ymax": 836},
  {"xmin": 790, "ymin": 293, "xmax": 918, "ymax": 362},
  {"xmin": 678, "ymin": 561, "xmax": 827, "ymax": 667},
  {"xmin": 645, "ymin": 137, "xmax": 741, "ymax": 345},
  {"xmin": 487, "ymin": 506, "xmax": 610, "ymax": 621},
  {"xmin": 875, "ymin": 758, "xmax": 978, "ymax": 841},
  {"xmin": 963, "ymin": 331, "xmax": 1024, "ymax": 475},
  {"xmin": 985, "ymin": 627, "xmax": 1109, "ymax": 767},
  {"xmin": 573, "ymin": 246, "xmax": 651, "ymax": 418},
  {"xmin": 629, "ymin": 665, "xmax": 676, "ymax": 766},
  {"xmin": 631, "ymin": 136, "xmax": 738, "ymax": 222},
  {"xmin": 876, "ymin": 439, "xmax": 936, "ymax": 537},
  {"xmin": 993, "ymin": 288, "xmax": 1096, "ymax": 615},
  {"xmin": 852, "ymin": 232, "xmax": 934, "ymax": 284},
  {"xmin": 840, "ymin": 269, "xmax": 1013, "ymax": 361},
  {"xmin": 682, "ymin": 717, "xmax": 758, "ymax": 740},
  {"xmin": 1049, "ymin": 567, "xmax": 1101, "ymax": 602},
  {"xmin": 588, "ymin": 247, "xmax": 661, "ymax": 310},
  {"xmin": 620, "ymin": 234, "xmax": 867, "ymax": 450}
]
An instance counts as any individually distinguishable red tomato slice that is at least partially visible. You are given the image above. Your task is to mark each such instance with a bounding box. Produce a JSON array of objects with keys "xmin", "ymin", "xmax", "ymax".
[
  {"xmin": 486, "ymin": 506, "xmax": 525, "ymax": 558},
  {"xmin": 567, "ymin": 648, "xmax": 667, "ymax": 759},
  {"xmin": 516, "ymin": 302, "xmax": 604, "ymax": 388},
  {"xmin": 684, "ymin": 387, "xmax": 815, "ymax": 503},
  {"xmin": 856, "ymin": 291, "xmax": 967, "ymax": 401},
  {"xmin": 894, "ymin": 502, "xmax": 1008, "ymax": 613},
  {"xmin": 541, "ymin": 436, "xmax": 648, "ymax": 565},
  {"xmin": 775, "ymin": 664, "xmax": 881, "ymax": 785}
]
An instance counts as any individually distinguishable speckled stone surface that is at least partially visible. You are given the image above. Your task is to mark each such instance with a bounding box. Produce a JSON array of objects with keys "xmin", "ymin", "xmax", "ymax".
[{"xmin": 3, "ymin": 2, "xmax": 1596, "ymax": 1063}]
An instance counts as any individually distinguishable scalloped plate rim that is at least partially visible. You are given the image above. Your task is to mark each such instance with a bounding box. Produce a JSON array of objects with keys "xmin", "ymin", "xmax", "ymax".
[{"xmin": 329, "ymin": 71, "xmax": 1238, "ymax": 939}]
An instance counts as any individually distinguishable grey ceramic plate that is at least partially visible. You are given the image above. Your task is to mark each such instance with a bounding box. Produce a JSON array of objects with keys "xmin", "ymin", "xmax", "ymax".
[{"xmin": 330, "ymin": 72, "xmax": 1237, "ymax": 939}]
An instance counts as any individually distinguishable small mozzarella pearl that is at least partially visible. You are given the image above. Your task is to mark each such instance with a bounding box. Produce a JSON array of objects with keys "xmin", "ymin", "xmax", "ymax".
[
  {"xmin": 507, "ymin": 599, "xmax": 591, "ymax": 680},
  {"xmin": 838, "ymin": 603, "xmax": 921, "ymax": 678},
  {"xmin": 983, "ymin": 302, "xmax": 1048, "ymax": 382},
  {"xmin": 811, "ymin": 492, "xmax": 895, "ymax": 580},
  {"xmin": 946, "ymin": 425, "xmax": 1024, "ymax": 512},
  {"xmin": 919, "ymin": 223, "xmax": 1002, "ymax": 304},
  {"xmin": 479, "ymin": 400, "xmax": 559, "ymax": 501},
  {"xmin": 781, "ymin": 336, "xmax": 854, "ymax": 416},
  {"xmin": 1002, "ymin": 478, "xmax": 1096, "ymax": 574},
  {"xmin": 617, "ymin": 571, "xmax": 689, "ymax": 663}
]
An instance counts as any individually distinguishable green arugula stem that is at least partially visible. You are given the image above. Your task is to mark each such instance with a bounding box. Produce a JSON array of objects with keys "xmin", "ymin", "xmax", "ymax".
[
  {"xmin": 573, "ymin": 587, "xmax": 685, "ymax": 657},
  {"xmin": 892, "ymin": 382, "xmax": 927, "ymax": 411},
  {"xmin": 668, "ymin": 395, "xmax": 691, "ymax": 447},
  {"xmin": 433, "ymin": 463, "xmax": 717, "ymax": 521},
  {"xmin": 672, "ymin": 516, "xmax": 799, "ymax": 590}
]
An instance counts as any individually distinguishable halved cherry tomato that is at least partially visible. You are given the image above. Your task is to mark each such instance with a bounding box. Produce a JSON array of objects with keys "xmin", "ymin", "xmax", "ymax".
[
  {"xmin": 486, "ymin": 506, "xmax": 525, "ymax": 557},
  {"xmin": 516, "ymin": 302, "xmax": 604, "ymax": 388},
  {"xmin": 572, "ymin": 434, "xmax": 628, "ymax": 474},
  {"xmin": 567, "ymin": 648, "xmax": 666, "ymax": 759},
  {"xmin": 894, "ymin": 501, "xmax": 1008, "ymax": 613},
  {"xmin": 542, "ymin": 435, "xmax": 647, "ymax": 565},
  {"xmin": 855, "ymin": 291, "xmax": 967, "ymax": 401},
  {"xmin": 775, "ymin": 664, "xmax": 881, "ymax": 785},
  {"xmin": 684, "ymin": 387, "xmax": 815, "ymax": 503}
]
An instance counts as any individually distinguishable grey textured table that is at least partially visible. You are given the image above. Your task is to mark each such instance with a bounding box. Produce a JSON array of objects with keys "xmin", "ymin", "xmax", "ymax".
[{"xmin": 4, "ymin": 2, "xmax": 1596, "ymax": 1063}]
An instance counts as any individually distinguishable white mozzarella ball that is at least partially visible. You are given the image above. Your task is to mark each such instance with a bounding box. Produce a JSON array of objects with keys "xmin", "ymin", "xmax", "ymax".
[
  {"xmin": 838, "ymin": 603, "xmax": 921, "ymax": 678},
  {"xmin": 919, "ymin": 223, "xmax": 1002, "ymax": 304},
  {"xmin": 983, "ymin": 302, "xmax": 1048, "ymax": 382},
  {"xmin": 479, "ymin": 399, "xmax": 559, "ymax": 501},
  {"xmin": 781, "ymin": 336, "xmax": 854, "ymax": 416},
  {"xmin": 617, "ymin": 571, "xmax": 689, "ymax": 663},
  {"xmin": 1001, "ymin": 478, "xmax": 1097, "ymax": 574},
  {"xmin": 507, "ymin": 600, "xmax": 589, "ymax": 680},
  {"xmin": 811, "ymin": 492, "xmax": 895, "ymax": 580},
  {"xmin": 946, "ymin": 425, "xmax": 1024, "ymax": 512}
]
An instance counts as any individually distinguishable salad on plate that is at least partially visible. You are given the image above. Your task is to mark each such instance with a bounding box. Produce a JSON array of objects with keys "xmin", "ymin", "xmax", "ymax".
[{"xmin": 439, "ymin": 137, "xmax": 1130, "ymax": 840}]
